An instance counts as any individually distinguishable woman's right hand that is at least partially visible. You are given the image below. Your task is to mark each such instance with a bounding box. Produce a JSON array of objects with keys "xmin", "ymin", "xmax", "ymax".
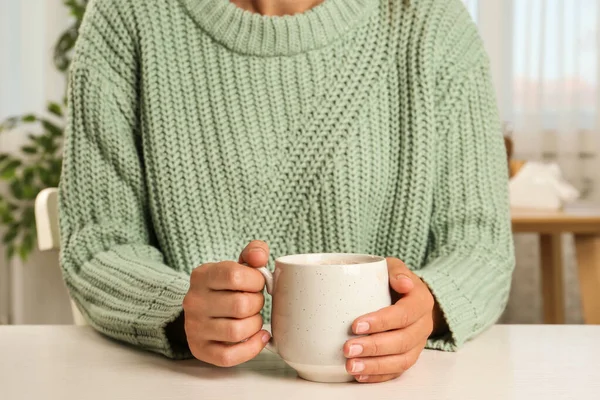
[{"xmin": 183, "ymin": 241, "xmax": 271, "ymax": 366}]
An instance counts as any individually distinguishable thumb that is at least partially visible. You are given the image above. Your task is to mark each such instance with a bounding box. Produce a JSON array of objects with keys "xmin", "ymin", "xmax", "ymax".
[
  {"xmin": 239, "ymin": 240, "xmax": 270, "ymax": 268},
  {"xmin": 386, "ymin": 257, "xmax": 415, "ymax": 295}
]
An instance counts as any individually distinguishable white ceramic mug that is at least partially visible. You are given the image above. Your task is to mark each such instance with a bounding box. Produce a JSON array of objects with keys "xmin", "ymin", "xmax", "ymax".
[{"xmin": 256, "ymin": 253, "xmax": 391, "ymax": 383}]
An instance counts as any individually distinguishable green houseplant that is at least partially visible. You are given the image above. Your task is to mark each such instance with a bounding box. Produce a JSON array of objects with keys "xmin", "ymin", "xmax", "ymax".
[{"xmin": 0, "ymin": 0, "xmax": 89, "ymax": 260}]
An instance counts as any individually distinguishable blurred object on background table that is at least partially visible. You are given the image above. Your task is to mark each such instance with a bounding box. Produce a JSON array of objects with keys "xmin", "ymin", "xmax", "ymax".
[
  {"xmin": 509, "ymin": 162, "xmax": 580, "ymax": 210},
  {"xmin": 503, "ymin": 131, "xmax": 526, "ymax": 179}
]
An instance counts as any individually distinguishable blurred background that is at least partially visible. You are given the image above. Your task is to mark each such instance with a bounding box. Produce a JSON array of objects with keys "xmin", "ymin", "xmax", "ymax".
[{"xmin": 0, "ymin": 0, "xmax": 599, "ymax": 325}]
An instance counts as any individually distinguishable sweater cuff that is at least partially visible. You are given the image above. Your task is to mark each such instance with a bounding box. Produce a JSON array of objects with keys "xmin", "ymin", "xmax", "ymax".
[
  {"xmin": 412, "ymin": 250, "xmax": 511, "ymax": 351},
  {"xmin": 132, "ymin": 273, "xmax": 192, "ymax": 359},
  {"xmin": 67, "ymin": 246, "xmax": 193, "ymax": 359}
]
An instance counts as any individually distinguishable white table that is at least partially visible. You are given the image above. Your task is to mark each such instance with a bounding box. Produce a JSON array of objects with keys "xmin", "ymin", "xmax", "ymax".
[{"xmin": 1, "ymin": 326, "xmax": 599, "ymax": 400}]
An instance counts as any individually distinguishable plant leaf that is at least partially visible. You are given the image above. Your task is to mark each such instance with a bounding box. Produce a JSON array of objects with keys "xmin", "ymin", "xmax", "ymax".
[
  {"xmin": 0, "ymin": 116, "xmax": 20, "ymax": 132},
  {"xmin": 48, "ymin": 159, "xmax": 63, "ymax": 180},
  {"xmin": 41, "ymin": 119, "xmax": 63, "ymax": 138},
  {"xmin": 22, "ymin": 206, "xmax": 36, "ymax": 228},
  {"xmin": 32, "ymin": 135, "xmax": 56, "ymax": 154},
  {"xmin": 19, "ymin": 231, "xmax": 35, "ymax": 261},
  {"xmin": 38, "ymin": 167, "xmax": 54, "ymax": 187},
  {"xmin": 47, "ymin": 102, "xmax": 64, "ymax": 117},
  {"xmin": 22, "ymin": 114, "xmax": 37, "ymax": 123},
  {"xmin": 0, "ymin": 200, "xmax": 14, "ymax": 224},
  {"xmin": 21, "ymin": 146, "xmax": 38, "ymax": 155},
  {"xmin": 23, "ymin": 167, "xmax": 35, "ymax": 184},
  {"xmin": 22, "ymin": 184, "xmax": 38, "ymax": 201},
  {"xmin": 53, "ymin": 27, "xmax": 78, "ymax": 72},
  {"xmin": 9, "ymin": 181, "xmax": 24, "ymax": 199},
  {"xmin": 0, "ymin": 210, "xmax": 14, "ymax": 224},
  {"xmin": 3, "ymin": 224, "xmax": 19, "ymax": 244},
  {"xmin": 0, "ymin": 159, "xmax": 21, "ymax": 179}
]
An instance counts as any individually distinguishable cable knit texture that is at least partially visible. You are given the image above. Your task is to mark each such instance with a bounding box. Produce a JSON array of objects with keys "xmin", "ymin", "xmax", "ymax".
[{"xmin": 59, "ymin": 0, "xmax": 515, "ymax": 359}]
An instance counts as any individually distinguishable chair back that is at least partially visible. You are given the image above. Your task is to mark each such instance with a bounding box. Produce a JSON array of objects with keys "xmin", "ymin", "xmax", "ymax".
[{"xmin": 35, "ymin": 188, "xmax": 87, "ymax": 326}]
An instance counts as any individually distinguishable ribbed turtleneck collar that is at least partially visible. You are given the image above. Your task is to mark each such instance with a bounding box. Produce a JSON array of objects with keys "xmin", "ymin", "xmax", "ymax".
[{"xmin": 179, "ymin": 0, "xmax": 379, "ymax": 56}]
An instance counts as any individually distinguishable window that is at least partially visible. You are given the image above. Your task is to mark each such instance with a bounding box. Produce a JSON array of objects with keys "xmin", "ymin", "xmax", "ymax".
[{"xmin": 462, "ymin": 0, "xmax": 600, "ymax": 199}]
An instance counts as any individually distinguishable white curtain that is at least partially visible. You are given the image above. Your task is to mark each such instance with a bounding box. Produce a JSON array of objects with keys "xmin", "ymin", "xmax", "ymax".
[
  {"xmin": 0, "ymin": 0, "xmax": 71, "ymax": 325},
  {"xmin": 512, "ymin": 0, "xmax": 600, "ymax": 201},
  {"xmin": 463, "ymin": 0, "xmax": 600, "ymax": 323},
  {"xmin": 462, "ymin": 0, "xmax": 479, "ymax": 20},
  {"xmin": 465, "ymin": 0, "xmax": 600, "ymax": 201},
  {"xmin": 0, "ymin": 0, "xmax": 68, "ymax": 123}
]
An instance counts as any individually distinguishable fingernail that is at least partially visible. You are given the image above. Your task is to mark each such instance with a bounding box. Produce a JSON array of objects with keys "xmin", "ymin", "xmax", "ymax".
[
  {"xmin": 357, "ymin": 375, "xmax": 369, "ymax": 382},
  {"xmin": 348, "ymin": 344, "xmax": 363, "ymax": 357},
  {"xmin": 261, "ymin": 332, "xmax": 270, "ymax": 343},
  {"xmin": 355, "ymin": 322, "xmax": 370, "ymax": 334},
  {"xmin": 351, "ymin": 361, "xmax": 365, "ymax": 373},
  {"xmin": 249, "ymin": 247, "xmax": 266, "ymax": 255}
]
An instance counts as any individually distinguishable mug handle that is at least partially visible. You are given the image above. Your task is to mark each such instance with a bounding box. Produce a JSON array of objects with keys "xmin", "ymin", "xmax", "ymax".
[
  {"xmin": 257, "ymin": 266, "xmax": 274, "ymax": 295},
  {"xmin": 256, "ymin": 266, "xmax": 277, "ymax": 355}
]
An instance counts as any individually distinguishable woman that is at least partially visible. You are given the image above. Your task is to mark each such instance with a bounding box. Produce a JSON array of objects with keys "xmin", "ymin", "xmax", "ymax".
[{"xmin": 59, "ymin": 0, "xmax": 514, "ymax": 383}]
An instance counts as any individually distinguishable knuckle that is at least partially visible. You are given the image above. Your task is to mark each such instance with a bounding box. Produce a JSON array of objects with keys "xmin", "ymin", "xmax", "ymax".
[
  {"xmin": 182, "ymin": 294, "xmax": 194, "ymax": 312},
  {"xmin": 400, "ymin": 332, "xmax": 415, "ymax": 353},
  {"xmin": 215, "ymin": 350, "xmax": 235, "ymax": 367},
  {"xmin": 426, "ymin": 317, "xmax": 434, "ymax": 335},
  {"xmin": 225, "ymin": 267, "xmax": 243, "ymax": 287},
  {"xmin": 256, "ymin": 313, "xmax": 265, "ymax": 327},
  {"xmin": 233, "ymin": 294, "xmax": 250, "ymax": 318},
  {"xmin": 370, "ymin": 340, "xmax": 380, "ymax": 356},
  {"xmin": 188, "ymin": 343, "xmax": 202, "ymax": 360},
  {"xmin": 378, "ymin": 316, "xmax": 389, "ymax": 332},
  {"xmin": 426, "ymin": 295, "xmax": 435, "ymax": 311},
  {"xmin": 206, "ymin": 264, "xmax": 221, "ymax": 283},
  {"xmin": 257, "ymin": 293, "xmax": 265, "ymax": 310},
  {"xmin": 225, "ymin": 320, "xmax": 245, "ymax": 343},
  {"xmin": 420, "ymin": 288, "xmax": 434, "ymax": 306},
  {"xmin": 399, "ymin": 311, "xmax": 410, "ymax": 328},
  {"xmin": 188, "ymin": 340, "xmax": 207, "ymax": 362},
  {"xmin": 190, "ymin": 265, "xmax": 204, "ymax": 281},
  {"xmin": 399, "ymin": 355, "xmax": 412, "ymax": 371},
  {"xmin": 424, "ymin": 296, "xmax": 435, "ymax": 311}
]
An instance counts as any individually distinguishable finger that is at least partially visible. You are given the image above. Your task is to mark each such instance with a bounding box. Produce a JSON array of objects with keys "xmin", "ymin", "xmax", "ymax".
[
  {"xmin": 201, "ymin": 314, "xmax": 264, "ymax": 342},
  {"xmin": 355, "ymin": 373, "xmax": 402, "ymax": 384},
  {"xmin": 202, "ymin": 291, "xmax": 264, "ymax": 319},
  {"xmin": 205, "ymin": 261, "xmax": 265, "ymax": 292},
  {"xmin": 352, "ymin": 294, "xmax": 430, "ymax": 334},
  {"xmin": 239, "ymin": 240, "xmax": 270, "ymax": 268},
  {"xmin": 386, "ymin": 257, "xmax": 415, "ymax": 294},
  {"xmin": 346, "ymin": 342, "xmax": 424, "ymax": 376},
  {"xmin": 200, "ymin": 329, "xmax": 271, "ymax": 367},
  {"xmin": 344, "ymin": 317, "xmax": 432, "ymax": 358}
]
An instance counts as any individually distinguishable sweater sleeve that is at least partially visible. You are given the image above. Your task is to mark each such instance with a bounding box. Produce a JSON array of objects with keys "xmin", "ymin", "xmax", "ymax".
[
  {"xmin": 59, "ymin": 2, "xmax": 190, "ymax": 359},
  {"xmin": 412, "ymin": 57, "xmax": 515, "ymax": 350}
]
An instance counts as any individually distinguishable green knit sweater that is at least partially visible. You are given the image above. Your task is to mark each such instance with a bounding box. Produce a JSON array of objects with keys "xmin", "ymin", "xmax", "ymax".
[{"xmin": 59, "ymin": 0, "xmax": 515, "ymax": 359}]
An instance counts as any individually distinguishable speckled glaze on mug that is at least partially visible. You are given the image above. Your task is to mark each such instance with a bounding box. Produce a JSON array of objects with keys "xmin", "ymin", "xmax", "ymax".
[{"xmin": 258, "ymin": 253, "xmax": 391, "ymax": 383}]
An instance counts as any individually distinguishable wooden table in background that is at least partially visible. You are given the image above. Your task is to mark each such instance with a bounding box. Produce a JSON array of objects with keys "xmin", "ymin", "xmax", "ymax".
[{"xmin": 512, "ymin": 207, "xmax": 600, "ymax": 324}]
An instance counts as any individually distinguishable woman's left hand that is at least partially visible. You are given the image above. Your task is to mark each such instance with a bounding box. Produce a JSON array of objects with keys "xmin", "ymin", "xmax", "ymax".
[{"xmin": 344, "ymin": 257, "xmax": 442, "ymax": 383}]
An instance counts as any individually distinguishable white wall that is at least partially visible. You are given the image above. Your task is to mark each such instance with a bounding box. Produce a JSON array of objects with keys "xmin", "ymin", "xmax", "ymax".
[{"xmin": 0, "ymin": 0, "xmax": 72, "ymax": 324}]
